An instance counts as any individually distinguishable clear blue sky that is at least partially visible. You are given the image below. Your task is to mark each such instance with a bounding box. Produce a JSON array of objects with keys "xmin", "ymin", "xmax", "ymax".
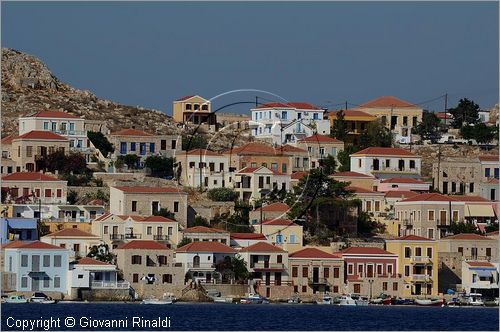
[{"xmin": 2, "ymin": 2, "xmax": 498, "ymax": 115}]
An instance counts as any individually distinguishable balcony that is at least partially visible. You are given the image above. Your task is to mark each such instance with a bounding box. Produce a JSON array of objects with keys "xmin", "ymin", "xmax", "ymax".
[
  {"xmin": 403, "ymin": 219, "xmax": 413, "ymax": 228},
  {"xmin": 436, "ymin": 219, "xmax": 450, "ymax": 228},
  {"xmin": 153, "ymin": 235, "xmax": 170, "ymax": 241},
  {"xmin": 411, "ymin": 256, "xmax": 431, "ymax": 264},
  {"xmin": 252, "ymin": 262, "xmax": 286, "ymax": 270},
  {"xmin": 308, "ymin": 278, "xmax": 330, "ymax": 285},
  {"xmin": 91, "ymin": 281, "xmax": 130, "ymax": 289},
  {"xmin": 186, "ymin": 262, "xmax": 216, "ymax": 270},
  {"xmin": 412, "ymin": 274, "xmax": 432, "ymax": 282},
  {"xmin": 52, "ymin": 130, "xmax": 87, "ymax": 136},
  {"xmin": 109, "ymin": 233, "xmax": 142, "ymax": 240}
]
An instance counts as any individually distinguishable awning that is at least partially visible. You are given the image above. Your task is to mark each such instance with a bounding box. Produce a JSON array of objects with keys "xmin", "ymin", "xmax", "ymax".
[
  {"xmin": 465, "ymin": 205, "xmax": 495, "ymax": 217},
  {"xmin": 475, "ymin": 270, "xmax": 493, "ymax": 278}
]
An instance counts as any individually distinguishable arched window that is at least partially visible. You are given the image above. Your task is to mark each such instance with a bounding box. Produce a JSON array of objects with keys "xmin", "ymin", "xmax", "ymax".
[{"xmin": 193, "ymin": 255, "xmax": 200, "ymax": 268}]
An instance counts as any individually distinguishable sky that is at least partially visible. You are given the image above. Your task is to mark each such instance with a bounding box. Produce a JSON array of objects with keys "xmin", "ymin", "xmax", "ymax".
[{"xmin": 2, "ymin": 2, "xmax": 499, "ymax": 116}]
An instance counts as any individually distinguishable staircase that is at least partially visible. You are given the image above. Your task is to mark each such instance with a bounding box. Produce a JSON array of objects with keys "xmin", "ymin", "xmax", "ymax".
[{"xmin": 180, "ymin": 283, "xmax": 212, "ymax": 302}]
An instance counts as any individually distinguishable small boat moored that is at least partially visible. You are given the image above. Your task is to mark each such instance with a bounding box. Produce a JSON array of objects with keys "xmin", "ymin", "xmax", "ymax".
[
  {"xmin": 5, "ymin": 295, "xmax": 28, "ymax": 303},
  {"xmin": 240, "ymin": 293, "xmax": 267, "ymax": 304},
  {"xmin": 415, "ymin": 298, "xmax": 445, "ymax": 306},
  {"xmin": 30, "ymin": 292, "xmax": 56, "ymax": 304},
  {"xmin": 465, "ymin": 293, "xmax": 485, "ymax": 306},
  {"xmin": 316, "ymin": 294, "xmax": 333, "ymax": 305},
  {"xmin": 338, "ymin": 294, "xmax": 356, "ymax": 306}
]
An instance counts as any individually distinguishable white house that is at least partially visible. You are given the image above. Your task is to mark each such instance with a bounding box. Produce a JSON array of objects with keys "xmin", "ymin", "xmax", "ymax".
[
  {"xmin": 3, "ymin": 241, "xmax": 70, "ymax": 295},
  {"xmin": 41, "ymin": 228, "xmax": 102, "ymax": 260},
  {"xmin": 68, "ymin": 257, "xmax": 128, "ymax": 291},
  {"xmin": 174, "ymin": 241, "xmax": 236, "ymax": 284},
  {"xmin": 177, "ymin": 149, "xmax": 231, "ymax": 189},
  {"xmin": 460, "ymin": 261, "xmax": 499, "ymax": 296},
  {"xmin": 249, "ymin": 102, "xmax": 330, "ymax": 145},
  {"xmin": 10, "ymin": 203, "xmax": 105, "ymax": 222},
  {"xmin": 350, "ymin": 147, "xmax": 422, "ymax": 179},
  {"xmin": 234, "ymin": 166, "xmax": 291, "ymax": 203}
]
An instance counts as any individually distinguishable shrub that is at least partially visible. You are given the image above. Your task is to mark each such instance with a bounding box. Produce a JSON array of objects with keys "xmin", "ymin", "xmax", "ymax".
[{"xmin": 207, "ymin": 188, "xmax": 238, "ymax": 202}]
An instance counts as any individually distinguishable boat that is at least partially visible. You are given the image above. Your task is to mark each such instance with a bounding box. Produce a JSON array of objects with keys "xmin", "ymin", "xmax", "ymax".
[
  {"xmin": 465, "ymin": 293, "xmax": 484, "ymax": 306},
  {"xmin": 338, "ymin": 294, "xmax": 356, "ymax": 306},
  {"xmin": 370, "ymin": 295, "xmax": 392, "ymax": 305},
  {"xmin": 351, "ymin": 294, "xmax": 369, "ymax": 306},
  {"xmin": 287, "ymin": 295, "xmax": 300, "ymax": 304},
  {"xmin": 30, "ymin": 292, "xmax": 56, "ymax": 304},
  {"xmin": 391, "ymin": 297, "xmax": 414, "ymax": 305},
  {"xmin": 213, "ymin": 297, "xmax": 233, "ymax": 303},
  {"xmin": 141, "ymin": 297, "xmax": 173, "ymax": 305},
  {"xmin": 415, "ymin": 298, "xmax": 445, "ymax": 306},
  {"xmin": 5, "ymin": 295, "xmax": 28, "ymax": 303},
  {"xmin": 240, "ymin": 293, "xmax": 267, "ymax": 304},
  {"xmin": 316, "ymin": 294, "xmax": 333, "ymax": 305}
]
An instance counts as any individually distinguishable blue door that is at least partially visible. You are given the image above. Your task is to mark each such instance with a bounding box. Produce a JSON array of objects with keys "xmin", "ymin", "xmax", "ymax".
[
  {"xmin": 140, "ymin": 143, "xmax": 146, "ymax": 155},
  {"xmin": 120, "ymin": 142, "xmax": 127, "ymax": 154}
]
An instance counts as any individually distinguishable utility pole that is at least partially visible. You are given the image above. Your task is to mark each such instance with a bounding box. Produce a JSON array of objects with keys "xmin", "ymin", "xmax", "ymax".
[{"xmin": 444, "ymin": 93, "xmax": 448, "ymax": 125}]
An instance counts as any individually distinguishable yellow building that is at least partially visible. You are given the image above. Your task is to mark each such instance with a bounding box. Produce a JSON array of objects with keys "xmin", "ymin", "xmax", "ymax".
[
  {"xmin": 328, "ymin": 109, "xmax": 377, "ymax": 145},
  {"xmin": 385, "ymin": 235, "xmax": 439, "ymax": 297},
  {"xmin": 253, "ymin": 218, "xmax": 303, "ymax": 253},
  {"xmin": 172, "ymin": 95, "xmax": 216, "ymax": 126}
]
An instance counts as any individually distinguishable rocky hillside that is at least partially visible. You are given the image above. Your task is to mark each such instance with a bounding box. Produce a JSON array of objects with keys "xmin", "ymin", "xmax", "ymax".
[{"xmin": 1, "ymin": 48, "xmax": 181, "ymax": 136}]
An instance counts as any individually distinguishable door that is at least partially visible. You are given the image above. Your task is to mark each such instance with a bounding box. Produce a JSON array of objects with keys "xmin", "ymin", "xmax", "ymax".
[
  {"xmin": 440, "ymin": 211, "xmax": 447, "ymax": 225},
  {"xmin": 31, "ymin": 255, "xmax": 40, "ymax": 272},
  {"xmin": 32, "ymin": 277, "xmax": 40, "ymax": 291},
  {"xmin": 367, "ymin": 265, "xmax": 374, "ymax": 278},
  {"xmin": 193, "ymin": 255, "xmax": 200, "ymax": 268},
  {"xmin": 275, "ymin": 273, "xmax": 282, "ymax": 286},
  {"xmin": 398, "ymin": 159, "xmax": 405, "ymax": 171},
  {"xmin": 373, "ymin": 159, "xmax": 380, "ymax": 171},
  {"xmin": 265, "ymin": 272, "xmax": 271, "ymax": 286},
  {"xmin": 313, "ymin": 267, "xmax": 319, "ymax": 283},
  {"xmin": 151, "ymin": 201, "xmax": 159, "ymax": 214}
]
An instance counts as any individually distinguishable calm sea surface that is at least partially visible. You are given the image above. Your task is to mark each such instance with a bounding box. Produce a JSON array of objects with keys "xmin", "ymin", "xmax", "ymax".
[{"xmin": 1, "ymin": 303, "xmax": 499, "ymax": 331}]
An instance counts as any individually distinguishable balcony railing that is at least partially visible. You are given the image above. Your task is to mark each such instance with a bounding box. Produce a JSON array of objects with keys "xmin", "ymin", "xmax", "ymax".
[
  {"xmin": 52, "ymin": 130, "xmax": 87, "ymax": 136},
  {"xmin": 411, "ymin": 256, "xmax": 431, "ymax": 264},
  {"xmin": 307, "ymin": 277, "xmax": 330, "ymax": 285},
  {"xmin": 252, "ymin": 263, "xmax": 286, "ymax": 270},
  {"xmin": 187, "ymin": 263, "xmax": 216, "ymax": 269},
  {"xmin": 412, "ymin": 274, "xmax": 431, "ymax": 282},
  {"xmin": 153, "ymin": 235, "xmax": 170, "ymax": 241},
  {"xmin": 109, "ymin": 234, "xmax": 142, "ymax": 240},
  {"xmin": 91, "ymin": 281, "xmax": 130, "ymax": 289}
]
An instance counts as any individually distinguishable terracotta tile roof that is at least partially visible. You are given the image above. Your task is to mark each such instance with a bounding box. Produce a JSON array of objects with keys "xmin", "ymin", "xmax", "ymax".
[
  {"xmin": 298, "ymin": 134, "xmax": 343, "ymax": 143},
  {"xmin": 260, "ymin": 218, "xmax": 297, "ymax": 226},
  {"xmin": 176, "ymin": 241, "xmax": 236, "ymax": 253},
  {"xmin": 3, "ymin": 241, "xmax": 65, "ymax": 250},
  {"xmin": 75, "ymin": 257, "xmax": 112, "ymax": 266},
  {"xmin": 453, "ymin": 195, "xmax": 491, "ymax": 202},
  {"xmin": 181, "ymin": 149, "xmax": 221, "ymax": 156},
  {"xmin": 25, "ymin": 110, "xmax": 80, "ymax": 119},
  {"xmin": 486, "ymin": 230, "xmax": 499, "ymax": 236},
  {"xmin": 291, "ymin": 171, "xmax": 308, "ymax": 180},
  {"xmin": 342, "ymin": 247, "xmax": 396, "ymax": 255},
  {"xmin": 259, "ymin": 202, "xmax": 289, "ymax": 212},
  {"xmin": 466, "ymin": 261, "xmax": 494, "ymax": 267},
  {"xmin": 400, "ymin": 193, "xmax": 455, "ymax": 202},
  {"xmin": 279, "ymin": 145, "xmax": 308, "ymax": 153},
  {"xmin": 17, "ymin": 130, "xmax": 67, "ymax": 141},
  {"xmin": 44, "ymin": 228, "xmax": 99, "ymax": 238},
  {"xmin": 352, "ymin": 147, "xmax": 416, "ymax": 157},
  {"xmin": 139, "ymin": 216, "xmax": 177, "ymax": 223},
  {"xmin": 113, "ymin": 186, "xmax": 186, "ymax": 194},
  {"xmin": 436, "ymin": 112, "xmax": 453, "ymax": 119},
  {"xmin": 111, "ymin": 128, "xmax": 152, "ymax": 136},
  {"xmin": 1, "ymin": 172, "xmax": 61, "ymax": 182},
  {"xmin": 239, "ymin": 241, "xmax": 285, "ymax": 253},
  {"xmin": 384, "ymin": 191, "xmax": 419, "ymax": 199},
  {"xmin": 487, "ymin": 178, "xmax": 499, "ymax": 184},
  {"xmin": 332, "ymin": 171, "xmax": 373, "ymax": 178},
  {"xmin": 328, "ymin": 109, "xmax": 377, "ymax": 119},
  {"xmin": 255, "ymin": 102, "xmax": 321, "ymax": 110},
  {"xmin": 1, "ymin": 135, "xmax": 16, "ymax": 145},
  {"xmin": 442, "ymin": 233, "xmax": 494, "ymax": 241},
  {"xmin": 94, "ymin": 213, "xmax": 111, "ymax": 221},
  {"xmin": 380, "ymin": 178, "xmax": 426, "ymax": 184},
  {"xmin": 289, "ymin": 247, "xmax": 341, "ymax": 259},
  {"xmin": 237, "ymin": 166, "xmax": 285, "ymax": 176},
  {"xmin": 182, "ymin": 226, "xmax": 227, "ymax": 234},
  {"xmin": 224, "ymin": 142, "xmax": 281, "ymax": 156},
  {"xmin": 175, "ymin": 95, "xmax": 195, "ymax": 101},
  {"xmin": 360, "ymin": 96, "xmax": 418, "ymax": 109},
  {"xmin": 116, "ymin": 240, "xmax": 169, "ymax": 250},
  {"xmin": 391, "ymin": 235, "xmax": 434, "ymax": 241},
  {"xmin": 347, "ymin": 186, "xmax": 381, "ymax": 194},
  {"xmin": 478, "ymin": 155, "xmax": 499, "ymax": 162},
  {"xmin": 117, "ymin": 215, "xmax": 144, "ymax": 222},
  {"xmin": 230, "ymin": 233, "xmax": 267, "ymax": 240}
]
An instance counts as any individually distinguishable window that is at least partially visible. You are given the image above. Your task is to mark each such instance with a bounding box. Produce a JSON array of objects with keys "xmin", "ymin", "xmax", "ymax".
[
  {"xmin": 21, "ymin": 255, "xmax": 28, "ymax": 267},
  {"xmin": 451, "ymin": 182, "xmax": 456, "ymax": 193},
  {"xmin": 302, "ymin": 267, "xmax": 308, "ymax": 277},
  {"xmin": 131, "ymin": 255, "xmax": 142, "ymax": 265},
  {"xmin": 358, "ymin": 264, "xmax": 364, "ymax": 276},
  {"xmin": 132, "ymin": 201, "xmax": 137, "ymax": 212},
  {"xmin": 43, "ymin": 255, "xmax": 50, "ymax": 267},
  {"xmin": 282, "ymin": 163, "xmax": 287, "ymax": 173},
  {"xmin": 387, "ymin": 264, "xmax": 393, "ymax": 276},
  {"xmin": 404, "ymin": 265, "xmax": 410, "ymax": 277},
  {"xmin": 366, "ymin": 201, "xmax": 372, "ymax": 212},
  {"xmin": 412, "ymin": 116, "xmax": 418, "ymax": 127},
  {"xmin": 375, "ymin": 201, "xmax": 380, "ymax": 212},
  {"xmin": 21, "ymin": 276, "xmax": 28, "ymax": 288},
  {"xmin": 289, "ymin": 234, "xmax": 296, "ymax": 244},
  {"xmin": 415, "ymin": 247, "xmax": 422, "ymax": 257},
  {"xmin": 452, "ymin": 210, "xmax": 459, "ymax": 222},
  {"xmin": 382, "ymin": 282, "xmax": 388, "ymax": 291},
  {"xmin": 56, "ymin": 189, "xmax": 62, "ymax": 198},
  {"xmin": 133, "ymin": 274, "xmax": 139, "ymax": 283},
  {"xmin": 140, "ymin": 143, "xmax": 146, "ymax": 155},
  {"xmin": 44, "ymin": 189, "xmax": 52, "ymax": 198},
  {"xmin": 120, "ymin": 142, "xmax": 127, "ymax": 154},
  {"xmin": 334, "ymin": 268, "xmax": 339, "ymax": 278},
  {"xmin": 77, "ymin": 275, "xmax": 84, "ymax": 279},
  {"xmin": 347, "ymin": 264, "xmax": 354, "ymax": 274},
  {"xmin": 354, "ymin": 284, "xmax": 361, "ymax": 294},
  {"xmin": 485, "ymin": 168, "xmax": 491, "ymax": 178},
  {"xmin": 313, "ymin": 113, "xmax": 319, "ymax": 120},
  {"xmin": 427, "ymin": 247, "xmax": 433, "ymax": 258},
  {"xmin": 281, "ymin": 111, "xmax": 288, "ymax": 120},
  {"xmin": 73, "ymin": 243, "xmax": 80, "ymax": 253},
  {"xmin": 428, "ymin": 210, "xmax": 435, "ymax": 221},
  {"xmin": 409, "ymin": 160, "xmax": 416, "ymax": 169},
  {"xmin": 469, "ymin": 183, "xmax": 474, "ymax": 193},
  {"xmin": 333, "ymin": 286, "xmax": 339, "ymax": 293},
  {"xmin": 163, "ymin": 274, "xmax": 173, "ymax": 283},
  {"xmin": 292, "ymin": 266, "xmax": 298, "ymax": 277},
  {"xmin": 458, "ymin": 247, "xmax": 463, "ymax": 255},
  {"xmin": 150, "ymin": 143, "xmax": 155, "ymax": 153},
  {"xmin": 174, "ymin": 201, "xmax": 179, "ymax": 213},
  {"xmin": 54, "ymin": 255, "xmax": 61, "ymax": 267},
  {"xmin": 404, "ymin": 247, "xmax": 411, "ymax": 258},
  {"xmin": 393, "ymin": 282, "xmax": 398, "ymax": 291},
  {"xmin": 324, "ymin": 267, "xmax": 330, "ymax": 279},
  {"xmin": 194, "ymin": 104, "xmax": 200, "ymax": 111},
  {"xmin": 302, "ymin": 286, "xmax": 307, "ymax": 293},
  {"xmin": 377, "ymin": 265, "xmax": 383, "ymax": 276},
  {"xmin": 103, "ymin": 226, "xmax": 108, "ymax": 234},
  {"xmin": 428, "ymin": 228, "xmax": 434, "ymax": 239},
  {"xmin": 358, "ymin": 159, "xmax": 362, "ymax": 168},
  {"xmin": 26, "ymin": 146, "xmax": 33, "ymax": 157},
  {"xmin": 147, "ymin": 226, "xmax": 152, "ymax": 235},
  {"xmin": 130, "ymin": 142, "xmax": 136, "ymax": 151},
  {"xmin": 496, "ymin": 168, "xmax": 500, "ymax": 179},
  {"xmin": 43, "ymin": 277, "xmax": 50, "ymax": 288},
  {"xmin": 486, "ymin": 248, "xmax": 492, "ymax": 257},
  {"xmin": 54, "ymin": 276, "xmax": 61, "ymax": 288}
]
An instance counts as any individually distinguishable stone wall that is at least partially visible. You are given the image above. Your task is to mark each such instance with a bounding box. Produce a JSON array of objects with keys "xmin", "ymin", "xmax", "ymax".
[
  {"xmin": 203, "ymin": 284, "xmax": 248, "ymax": 297},
  {"xmin": 79, "ymin": 288, "xmax": 130, "ymax": 301},
  {"xmin": 438, "ymin": 252, "xmax": 463, "ymax": 293},
  {"xmin": 93, "ymin": 172, "xmax": 146, "ymax": 186},
  {"xmin": 68, "ymin": 186, "xmax": 110, "ymax": 204}
]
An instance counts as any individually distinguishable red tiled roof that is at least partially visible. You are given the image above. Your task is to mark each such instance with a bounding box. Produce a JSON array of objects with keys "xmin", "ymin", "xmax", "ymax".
[
  {"xmin": 384, "ymin": 191, "xmax": 419, "ymax": 199},
  {"xmin": 332, "ymin": 171, "xmax": 373, "ymax": 178},
  {"xmin": 360, "ymin": 96, "xmax": 418, "ymax": 109},
  {"xmin": 466, "ymin": 261, "xmax": 494, "ymax": 267},
  {"xmin": 182, "ymin": 226, "xmax": 227, "ymax": 234},
  {"xmin": 116, "ymin": 240, "xmax": 169, "ymax": 250},
  {"xmin": 17, "ymin": 130, "xmax": 67, "ymax": 141},
  {"xmin": 255, "ymin": 102, "xmax": 321, "ymax": 110},
  {"xmin": 442, "ymin": 233, "xmax": 494, "ymax": 241},
  {"xmin": 237, "ymin": 166, "xmax": 285, "ymax": 176},
  {"xmin": 239, "ymin": 241, "xmax": 285, "ymax": 253},
  {"xmin": 139, "ymin": 216, "xmax": 177, "ymax": 223},
  {"xmin": 230, "ymin": 233, "xmax": 267, "ymax": 240},
  {"xmin": 259, "ymin": 202, "xmax": 289, "ymax": 212},
  {"xmin": 436, "ymin": 112, "xmax": 453, "ymax": 120},
  {"xmin": 279, "ymin": 145, "xmax": 308, "ymax": 153},
  {"xmin": 289, "ymin": 247, "xmax": 341, "ymax": 259},
  {"xmin": 75, "ymin": 257, "xmax": 112, "ymax": 266},
  {"xmin": 342, "ymin": 247, "xmax": 396, "ymax": 255},
  {"xmin": 487, "ymin": 178, "xmax": 499, "ymax": 184},
  {"xmin": 380, "ymin": 178, "xmax": 426, "ymax": 184},
  {"xmin": 453, "ymin": 196, "xmax": 491, "ymax": 202},
  {"xmin": 176, "ymin": 241, "xmax": 236, "ymax": 253},
  {"xmin": 478, "ymin": 155, "xmax": 499, "ymax": 162},
  {"xmin": 176, "ymin": 95, "xmax": 195, "ymax": 101},
  {"xmin": 44, "ymin": 229, "xmax": 98, "ymax": 238},
  {"xmin": 391, "ymin": 235, "xmax": 434, "ymax": 241},
  {"xmin": 26, "ymin": 110, "xmax": 80, "ymax": 119},
  {"xmin": 260, "ymin": 218, "xmax": 297, "ymax": 226},
  {"xmin": 291, "ymin": 172, "xmax": 308, "ymax": 180},
  {"xmin": 400, "ymin": 193, "xmax": 455, "ymax": 202},
  {"xmin": 298, "ymin": 134, "xmax": 343, "ymax": 143},
  {"xmin": 181, "ymin": 149, "xmax": 221, "ymax": 156},
  {"xmin": 347, "ymin": 186, "xmax": 381, "ymax": 194},
  {"xmin": 486, "ymin": 230, "xmax": 499, "ymax": 236},
  {"xmin": 224, "ymin": 142, "xmax": 281, "ymax": 156},
  {"xmin": 328, "ymin": 109, "xmax": 377, "ymax": 119},
  {"xmin": 111, "ymin": 128, "xmax": 152, "ymax": 136},
  {"xmin": 3, "ymin": 241, "xmax": 65, "ymax": 250},
  {"xmin": 352, "ymin": 147, "xmax": 416, "ymax": 157},
  {"xmin": 112, "ymin": 186, "xmax": 186, "ymax": 194},
  {"xmin": 1, "ymin": 135, "xmax": 16, "ymax": 145},
  {"xmin": 1, "ymin": 172, "xmax": 61, "ymax": 182}
]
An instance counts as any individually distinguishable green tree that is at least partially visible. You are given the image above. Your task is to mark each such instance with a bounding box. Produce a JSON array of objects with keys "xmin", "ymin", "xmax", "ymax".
[
  {"xmin": 37, "ymin": 150, "xmax": 89, "ymax": 175},
  {"xmin": 87, "ymin": 243, "xmax": 116, "ymax": 264},
  {"xmin": 231, "ymin": 254, "xmax": 249, "ymax": 281},
  {"xmin": 153, "ymin": 208, "xmax": 176, "ymax": 220},
  {"xmin": 87, "ymin": 131, "xmax": 114, "ymax": 157},
  {"xmin": 336, "ymin": 145, "xmax": 359, "ymax": 172},
  {"xmin": 144, "ymin": 155, "xmax": 175, "ymax": 177},
  {"xmin": 182, "ymin": 134, "xmax": 208, "ymax": 150},
  {"xmin": 485, "ymin": 223, "xmax": 499, "ymax": 234},
  {"xmin": 212, "ymin": 200, "xmax": 253, "ymax": 233},
  {"xmin": 449, "ymin": 221, "xmax": 479, "ymax": 235},
  {"xmin": 320, "ymin": 155, "xmax": 337, "ymax": 175},
  {"xmin": 177, "ymin": 238, "xmax": 192, "ymax": 248},
  {"xmin": 449, "ymin": 98, "xmax": 481, "ymax": 129},
  {"xmin": 84, "ymin": 189, "xmax": 109, "ymax": 203},
  {"xmin": 117, "ymin": 154, "xmax": 141, "ymax": 169},
  {"xmin": 414, "ymin": 110, "xmax": 442, "ymax": 141},
  {"xmin": 460, "ymin": 123, "xmax": 497, "ymax": 144},
  {"xmin": 357, "ymin": 211, "xmax": 386, "ymax": 235},
  {"xmin": 67, "ymin": 190, "xmax": 78, "ymax": 204},
  {"xmin": 330, "ymin": 110, "xmax": 349, "ymax": 142},
  {"xmin": 207, "ymin": 188, "xmax": 239, "ymax": 202},
  {"xmin": 357, "ymin": 120, "xmax": 393, "ymax": 149},
  {"xmin": 193, "ymin": 215, "xmax": 210, "ymax": 227}
]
